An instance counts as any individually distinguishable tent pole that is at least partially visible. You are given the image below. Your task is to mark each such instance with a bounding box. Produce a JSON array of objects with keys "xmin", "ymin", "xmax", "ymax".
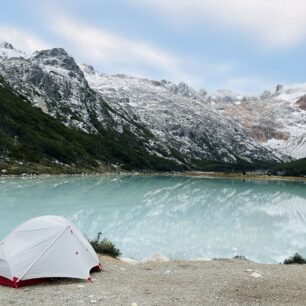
[{"xmin": 17, "ymin": 226, "xmax": 69, "ymax": 282}]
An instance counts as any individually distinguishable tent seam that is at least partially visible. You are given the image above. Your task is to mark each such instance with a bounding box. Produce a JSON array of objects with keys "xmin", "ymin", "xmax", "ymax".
[{"xmin": 17, "ymin": 226, "xmax": 69, "ymax": 282}]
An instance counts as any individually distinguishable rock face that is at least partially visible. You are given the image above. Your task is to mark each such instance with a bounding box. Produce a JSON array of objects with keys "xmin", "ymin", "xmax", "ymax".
[
  {"xmin": 0, "ymin": 44, "xmax": 163, "ymax": 138},
  {"xmin": 296, "ymin": 95, "xmax": 306, "ymax": 111},
  {"xmin": 0, "ymin": 42, "xmax": 26, "ymax": 59},
  {"xmin": 0, "ymin": 42, "xmax": 289, "ymax": 166},
  {"xmin": 276, "ymin": 84, "xmax": 284, "ymax": 93},
  {"xmin": 221, "ymin": 84, "xmax": 306, "ymax": 159},
  {"xmin": 0, "ymin": 43, "xmax": 179, "ymax": 167},
  {"xmin": 81, "ymin": 68, "xmax": 284, "ymax": 163},
  {"xmin": 0, "ymin": 47, "xmax": 110, "ymax": 132},
  {"xmin": 260, "ymin": 90, "xmax": 272, "ymax": 100}
]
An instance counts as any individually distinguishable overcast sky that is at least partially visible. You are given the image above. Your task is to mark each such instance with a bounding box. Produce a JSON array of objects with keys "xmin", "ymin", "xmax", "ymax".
[{"xmin": 1, "ymin": 0, "xmax": 306, "ymax": 93}]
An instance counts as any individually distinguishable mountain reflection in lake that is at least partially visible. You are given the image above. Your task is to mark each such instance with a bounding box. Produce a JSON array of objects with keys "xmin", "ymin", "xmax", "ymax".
[{"xmin": 1, "ymin": 175, "xmax": 306, "ymax": 263}]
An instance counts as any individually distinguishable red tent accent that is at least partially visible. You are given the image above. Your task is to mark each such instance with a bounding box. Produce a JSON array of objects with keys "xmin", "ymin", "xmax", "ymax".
[
  {"xmin": 0, "ymin": 216, "xmax": 101, "ymax": 288},
  {"xmin": 0, "ymin": 264, "xmax": 102, "ymax": 288},
  {"xmin": 0, "ymin": 276, "xmax": 45, "ymax": 288}
]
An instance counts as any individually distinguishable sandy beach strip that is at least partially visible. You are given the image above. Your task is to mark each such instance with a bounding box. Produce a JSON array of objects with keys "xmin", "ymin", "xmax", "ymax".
[{"xmin": 1, "ymin": 256, "xmax": 306, "ymax": 305}]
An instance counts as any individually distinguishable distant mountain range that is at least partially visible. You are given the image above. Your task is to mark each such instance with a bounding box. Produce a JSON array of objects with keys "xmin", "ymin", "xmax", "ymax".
[{"xmin": 0, "ymin": 41, "xmax": 305, "ymax": 175}]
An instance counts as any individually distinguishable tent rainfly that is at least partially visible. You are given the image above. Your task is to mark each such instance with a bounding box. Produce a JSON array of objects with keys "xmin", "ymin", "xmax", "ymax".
[{"xmin": 0, "ymin": 215, "xmax": 101, "ymax": 288}]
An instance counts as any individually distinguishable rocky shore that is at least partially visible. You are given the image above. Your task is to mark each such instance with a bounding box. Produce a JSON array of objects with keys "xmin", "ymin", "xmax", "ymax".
[{"xmin": 1, "ymin": 256, "xmax": 306, "ymax": 305}]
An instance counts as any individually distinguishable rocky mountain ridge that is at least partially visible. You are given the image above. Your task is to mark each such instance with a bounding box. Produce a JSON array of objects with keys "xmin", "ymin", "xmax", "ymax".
[
  {"xmin": 0, "ymin": 42, "xmax": 294, "ymax": 169},
  {"xmin": 220, "ymin": 84, "xmax": 306, "ymax": 159},
  {"xmin": 151, "ymin": 75, "xmax": 306, "ymax": 160},
  {"xmin": 81, "ymin": 64, "xmax": 284, "ymax": 164}
]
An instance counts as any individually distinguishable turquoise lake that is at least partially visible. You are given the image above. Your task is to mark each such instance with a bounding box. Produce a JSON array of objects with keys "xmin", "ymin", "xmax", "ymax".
[{"xmin": 0, "ymin": 175, "xmax": 306, "ymax": 263}]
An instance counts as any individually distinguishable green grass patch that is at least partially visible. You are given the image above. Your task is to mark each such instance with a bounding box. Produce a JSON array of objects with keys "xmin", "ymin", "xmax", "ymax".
[
  {"xmin": 89, "ymin": 232, "xmax": 121, "ymax": 258},
  {"xmin": 269, "ymin": 159, "xmax": 306, "ymax": 177},
  {"xmin": 283, "ymin": 253, "xmax": 306, "ymax": 264},
  {"xmin": 0, "ymin": 77, "xmax": 185, "ymax": 173},
  {"xmin": 233, "ymin": 255, "xmax": 248, "ymax": 260}
]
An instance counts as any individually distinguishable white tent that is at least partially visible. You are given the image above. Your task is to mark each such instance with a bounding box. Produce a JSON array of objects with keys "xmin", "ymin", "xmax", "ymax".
[{"xmin": 0, "ymin": 215, "xmax": 101, "ymax": 288}]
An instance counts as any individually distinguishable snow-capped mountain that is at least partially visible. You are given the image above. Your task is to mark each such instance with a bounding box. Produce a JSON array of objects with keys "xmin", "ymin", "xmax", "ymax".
[
  {"xmin": 81, "ymin": 65, "xmax": 284, "ymax": 163},
  {"xmin": 0, "ymin": 46, "xmax": 107, "ymax": 132},
  {"xmin": 161, "ymin": 80, "xmax": 206, "ymax": 100},
  {"xmin": 0, "ymin": 42, "xmax": 290, "ymax": 166},
  {"xmin": 0, "ymin": 43, "xmax": 180, "ymax": 166},
  {"xmin": 161, "ymin": 77, "xmax": 306, "ymax": 159},
  {"xmin": 0, "ymin": 42, "xmax": 27, "ymax": 59},
  {"xmin": 0, "ymin": 44, "xmax": 167, "ymax": 141},
  {"xmin": 208, "ymin": 89, "xmax": 246, "ymax": 104},
  {"xmin": 220, "ymin": 84, "xmax": 306, "ymax": 159}
]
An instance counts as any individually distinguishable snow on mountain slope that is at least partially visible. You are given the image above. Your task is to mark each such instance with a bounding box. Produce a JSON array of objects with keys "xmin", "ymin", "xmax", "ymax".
[
  {"xmin": 277, "ymin": 83, "xmax": 306, "ymax": 102},
  {"xmin": 0, "ymin": 42, "xmax": 290, "ymax": 164},
  {"xmin": 162, "ymin": 80, "xmax": 206, "ymax": 100},
  {"xmin": 221, "ymin": 84, "xmax": 306, "ymax": 159},
  {"xmin": 208, "ymin": 89, "xmax": 245, "ymax": 104},
  {"xmin": 81, "ymin": 65, "xmax": 284, "ymax": 163},
  {"xmin": 0, "ymin": 47, "xmax": 103, "ymax": 132},
  {"xmin": 0, "ymin": 44, "xmax": 143, "ymax": 133},
  {"xmin": 0, "ymin": 42, "xmax": 28, "ymax": 59},
  {"xmin": 280, "ymin": 133, "xmax": 306, "ymax": 158},
  {"xmin": 0, "ymin": 44, "xmax": 192, "ymax": 163},
  {"xmin": 0, "ymin": 44, "xmax": 182, "ymax": 165},
  {"xmin": 158, "ymin": 74, "xmax": 305, "ymax": 160}
]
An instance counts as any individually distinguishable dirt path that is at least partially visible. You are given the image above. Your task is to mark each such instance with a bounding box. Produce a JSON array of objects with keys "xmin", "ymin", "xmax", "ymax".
[{"xmin": 1, "ymin": 256, "xmax": 306, "ymax": 305}]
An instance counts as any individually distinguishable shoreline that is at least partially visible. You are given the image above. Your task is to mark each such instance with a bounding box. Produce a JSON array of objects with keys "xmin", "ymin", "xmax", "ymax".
[
  {"xmin": 181, "ymin": 171, "xmax": 306, "ymax": 183},
  {"xmin": 1, "ymin": 170, "xmax": 306, "ymax": 183},
  {"xmin": 1, "ymin": 256, "xmax": 306, "ymax": 305},
  {"xmin": 116, "ymin": 254, "xmax": 287, "ymax": 266}
]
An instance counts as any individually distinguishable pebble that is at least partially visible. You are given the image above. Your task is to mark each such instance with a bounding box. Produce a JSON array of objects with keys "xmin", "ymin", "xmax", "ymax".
[
  {"xmin": 147, "ymin": 254, "xmax": 170, "ymax": 263},
  {"xmin": 120, "ymin": 257, "xmax": 138, "ymax": 265},
  {"xmin": 192, "ymin": 257, "xmax": 211, "ymax": 262},
  {"xmin": 245, "ymin": 269, "xmax": 263, "ymax": 278},
  {"xmin": 250, "ymin": 272, "xmax": 263, "ymax": 278}
]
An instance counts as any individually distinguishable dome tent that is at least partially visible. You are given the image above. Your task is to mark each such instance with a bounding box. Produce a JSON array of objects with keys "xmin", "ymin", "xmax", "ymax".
[{"xmin": 0, "ymin": 216, "xmax": 101, "ymax": 288}]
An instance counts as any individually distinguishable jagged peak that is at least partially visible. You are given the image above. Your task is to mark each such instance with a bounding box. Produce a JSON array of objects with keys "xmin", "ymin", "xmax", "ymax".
[
  {"xmin": 0, "ymin": 41, "xmax": 26, "ymax": 59},
  {"xmin": 260, "ymin": 90, "xmax": 272, "ymax": 100},
  {"xmin": 31, "ymin": 47, "xmax": 83, "ymax": 76},
  {"xmin": 34, "ymin": 47, "xmax": 70, "ymax": 59},
  {"xmin": 163, "ymin": 80, "xmax": 198, "ymax": 99},
  {"xmin": 80, "ymin": 63, "xmax": 95, "ymax": 75},
  {"xmin": 177, "ymin": 81, "xmax": 189, "ymax": 87},
  {"xmin": 198, "ymin": 89, "xmax": 207, "ymax": 97},
  {"xmin": 0, "ymin": 41, "xmax": 14, "ymax": 49},
  {"xmin": 276, "ymin": 84, "xmax": 284, "ymax": 93}
]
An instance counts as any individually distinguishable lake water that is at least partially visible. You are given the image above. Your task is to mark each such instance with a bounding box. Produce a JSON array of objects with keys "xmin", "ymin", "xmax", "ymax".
[{"xmin": 0, "ymin": 175, "xmax": 306, "ymax": 263}]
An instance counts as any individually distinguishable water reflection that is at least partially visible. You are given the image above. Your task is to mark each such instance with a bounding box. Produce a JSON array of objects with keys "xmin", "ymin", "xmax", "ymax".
[{"xmin": 0, "ymin": 175, "xmax": 306, "ymax": 263}]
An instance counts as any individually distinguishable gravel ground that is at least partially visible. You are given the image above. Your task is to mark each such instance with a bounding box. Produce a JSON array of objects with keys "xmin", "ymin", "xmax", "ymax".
[{"xmin": 1, "ymin": 256, "xmax": 306, "ymax": 306}]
